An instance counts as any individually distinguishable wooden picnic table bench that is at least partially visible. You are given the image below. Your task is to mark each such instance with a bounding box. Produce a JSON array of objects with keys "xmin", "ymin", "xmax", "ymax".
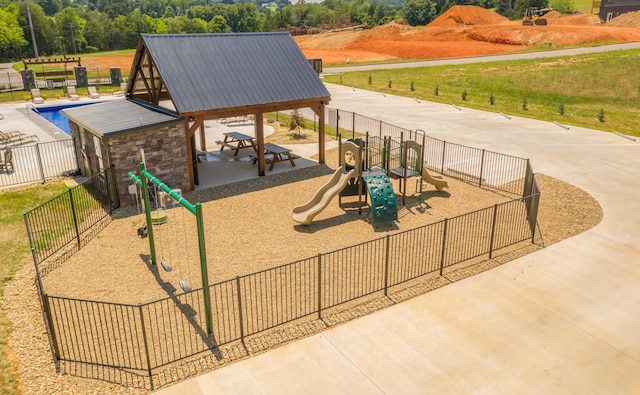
[
  {"xmin": 216, "ymin": 131, "xmax": 255, "ymax": 157},
  {"xmin": 250, "ymin": 142, "xmax": 300, "ymax": 171}
]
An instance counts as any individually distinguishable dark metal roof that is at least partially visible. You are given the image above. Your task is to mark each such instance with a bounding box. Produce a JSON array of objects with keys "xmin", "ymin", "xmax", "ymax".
[
  {"xmin": 141, "ymin": 33, "xmax": 331, "ymax": 114},
  {"xmin": 62, "ymin": 99, "xmax": 181, "ymax": 137}
]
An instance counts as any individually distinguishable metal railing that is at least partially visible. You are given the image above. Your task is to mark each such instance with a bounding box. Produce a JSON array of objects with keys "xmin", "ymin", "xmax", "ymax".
[
  {"xmin": 24, "ymin": 166, "xmax": 118, "ymax": 268},
  {"xmin": 0, "ymin": 139, "xmax": 78, "ymax": 188},
  {"xmin": 328, "ymin": 108, "xmax": 530, "ymax": 196},
  {"xmin": 41, "ymin": 193, "xmax": 539, "ymax": 390}
]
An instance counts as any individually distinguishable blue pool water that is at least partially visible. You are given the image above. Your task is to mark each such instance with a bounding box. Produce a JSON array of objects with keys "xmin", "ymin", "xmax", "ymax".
[{"xmin": 35, "ymin": 102, "xmax": 94, "ymax": 135}]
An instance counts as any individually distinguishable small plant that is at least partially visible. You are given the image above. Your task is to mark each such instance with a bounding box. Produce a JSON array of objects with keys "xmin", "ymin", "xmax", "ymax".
[
  {"xmin": 461, "ymin": 90, "xmax": 467, "ymax": 101},
  {"xmin": 23, "ymin": 95, "xmax": 31, "ymax": 101},
  {"xmin": 368, "ymin": 73, "xmax": 372, "ymax": 85},
  {"xmin": 55, "ymin": 93, "xmax": 62, "ymax": 99},
  {"xmin": 41, "ymin": 93, "xmax": 48, "ymax": 100},
  {"xmin": 434, "ymin": 84, "xmax": 439, "ymax": 96},
  {"xmin": 521, "ymin": 97, "xmax": 528, "ymax": 111},
  {"xmin": 410, "ymin": 81, "xmax": 415, "ymax": 92},
  {"xmin": 267, "ymin": 119, "xmax": 274, "ymax": 123},
  {"xmin": 598, "ymin": 108, "xmax": 605, "ymax": 122},
  {"xmin": 559, "ymin": 103, "xmax": 565, "ymax": 115},
  {"xmin": 489, "ymin": 91, "xmax": 495, "ymax": 105},
  {"xmin": 387, "ymin": 78, "xmax": 392, "ymax": 88},
  {"xmin": 289, "ymin": 109, "xmax": 305, "ymax": 136}
]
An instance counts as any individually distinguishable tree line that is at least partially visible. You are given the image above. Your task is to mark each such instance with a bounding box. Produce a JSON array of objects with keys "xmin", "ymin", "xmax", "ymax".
[{"xmin": 0, "ymin": 0, "xmax": 563, "ymax": 62}]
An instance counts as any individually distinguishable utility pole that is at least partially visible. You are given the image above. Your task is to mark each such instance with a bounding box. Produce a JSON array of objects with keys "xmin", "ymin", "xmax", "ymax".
[
  {"xmin": 69, "ymin": 23, "xmax": 77, "ymax": 54},
  {"xmin": 25, "ymin": 0, "xmax": 39, "ymax": 59}
]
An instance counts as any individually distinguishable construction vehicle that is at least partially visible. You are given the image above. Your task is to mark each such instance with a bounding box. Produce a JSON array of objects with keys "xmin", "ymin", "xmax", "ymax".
[{"xmin": 522, "ymin": 7, "xmax": 554, "ymax": 26}]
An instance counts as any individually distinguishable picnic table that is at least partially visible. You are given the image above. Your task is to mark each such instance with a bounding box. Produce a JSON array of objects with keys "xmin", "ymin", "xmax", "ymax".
[
  {"xmin": 216, "ymin": 131, "xmax": 255, "ymax": 156},
  {"xmin": 251, "ymin": 143, "xmax": 299, "ymax": 171}
]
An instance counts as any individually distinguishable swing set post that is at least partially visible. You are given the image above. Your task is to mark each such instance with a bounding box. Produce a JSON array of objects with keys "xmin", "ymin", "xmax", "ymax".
[
  {"xmin": 127, "ymin": 163, "xmax": 158, "ymax": 265},
  {"xmin": 196, "ymin": 203, "xmax": 213, "ymax": 335}
]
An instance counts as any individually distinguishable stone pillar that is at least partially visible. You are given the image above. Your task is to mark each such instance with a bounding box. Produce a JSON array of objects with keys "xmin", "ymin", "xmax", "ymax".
[
  {"xmin": 20, "ymin": 69, "xmax": 35, "ymax": 90},
  {"xmin": 75, "ymin": 66, "xmax": 88, "ymax": 87},
  {"xmin": 110, "ymin": 68, "xmax": 122, "ymax": 86}
]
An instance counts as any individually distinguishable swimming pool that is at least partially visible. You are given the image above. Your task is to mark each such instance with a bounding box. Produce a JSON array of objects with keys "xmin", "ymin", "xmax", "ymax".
[{"xmin": 34, "ymin": 102, "xmax": 95, "ymax": 135}]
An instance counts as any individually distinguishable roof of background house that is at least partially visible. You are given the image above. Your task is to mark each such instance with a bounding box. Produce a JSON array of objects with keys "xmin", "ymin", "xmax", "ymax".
[
  {"xmin": 62, "ymin": 99, "xmax": 181, "ymax": 137},
  {"xmin": 138, "ymin": 32, "xmax": 330, "ymax": 115}
]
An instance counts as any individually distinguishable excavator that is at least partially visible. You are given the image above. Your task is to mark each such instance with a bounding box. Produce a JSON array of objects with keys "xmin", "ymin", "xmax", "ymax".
[{"xmin": 522, "ymin": 7, "xmax": 554, "ymax": 26}]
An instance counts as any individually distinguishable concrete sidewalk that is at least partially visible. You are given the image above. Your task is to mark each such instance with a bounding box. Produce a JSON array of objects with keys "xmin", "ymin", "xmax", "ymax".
[{"xmin": 153, "ymin": 84, "xmax": 640, "ymax": 394}]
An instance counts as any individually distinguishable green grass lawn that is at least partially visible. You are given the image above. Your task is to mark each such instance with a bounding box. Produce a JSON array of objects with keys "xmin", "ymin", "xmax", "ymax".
[
  {"xmin": 324, "ymin": 49, "xmax": 640, "ymax": 137},
  {"xmin": 0, "ymin": 183, "xmax": 70, "ymax": 394}
]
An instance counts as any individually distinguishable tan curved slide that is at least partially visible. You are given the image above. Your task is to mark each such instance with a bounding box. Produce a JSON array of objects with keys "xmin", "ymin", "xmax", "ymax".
[
  {"xmin": 293, "ymin": 165, "xmax": 356, "ymax": 225},
  {"xmin": 422, "ymin": 168, "xmax": 449, "ymax": 191}
]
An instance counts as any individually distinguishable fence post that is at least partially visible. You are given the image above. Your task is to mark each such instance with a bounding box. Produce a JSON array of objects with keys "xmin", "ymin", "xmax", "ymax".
[
  {"xmin": 317, "ymin": 253, "xmax": 322, "ymax": 319},
  {"xmin": 35, "ymin": 143, "xmax": 46, "ymax": 183},
  {"xmin": 439, "ymin": 219, "xmax": 448, "ymax": 276},
  {"xmin": 384, "ymin": 235, "xmax": 390, "ymax": 296},
  {"xmin": 138, "ymin": 305, "xmax": 154, "ymax": 391},
  {"xmin": 236, "ymin": 276, "xmax": 244, "ymax": 343},
  {"xmin": 489, "ymin": 204, "xmax": 499, "ymax": 259},
  {"xmin": 352, "ymin": 112, "xmax": 356, "ymax": 139},
  {"xmin": 68, "ymin": 189, "xmax": 81, "ymax": 250},
  {"xmin": 41, "ymin": 292, "xmax": 61, "ymax": 361},
  {"xmin": 478, "ymin": 149, "xmax": 485, "ymax": 188},
  {"xmin": 440, "ymin": 141, "xmax": 446, "ymax": 174}
]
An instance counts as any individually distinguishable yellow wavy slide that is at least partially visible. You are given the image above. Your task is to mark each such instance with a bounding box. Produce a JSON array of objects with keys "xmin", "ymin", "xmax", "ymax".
[{"xmin": 292, "ymin": 165, "xmax": 356, "ymax": 225}]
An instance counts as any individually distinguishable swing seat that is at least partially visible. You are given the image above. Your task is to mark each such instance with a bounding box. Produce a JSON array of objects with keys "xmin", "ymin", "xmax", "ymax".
[{"xmin": 151, "ymin": 211, "xmax": 169, "ymax": 225}]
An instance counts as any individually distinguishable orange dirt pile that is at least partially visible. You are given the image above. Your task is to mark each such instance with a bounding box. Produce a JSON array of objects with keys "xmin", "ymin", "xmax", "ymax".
[
  {"xmin": 428, "ymin": 5, "xmax": 510, "ymax": 27},
  {"xmin": 79, "ymin": 54, "xmax": 135, "ymax": 73},
  {"xmin": 606, "ymin": 10, "xmax": 640, "ymax": 27},
  {"xmin": 295, "ymin": 5, "xmax": 640, "ymax": 65}
]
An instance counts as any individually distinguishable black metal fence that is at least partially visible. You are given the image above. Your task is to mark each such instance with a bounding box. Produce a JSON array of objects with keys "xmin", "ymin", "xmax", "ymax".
[
  {"xmin": 41, "ymin": 193, "xmax": 539, "ymax": 390},
  {"xmin": 24, "ymin": 166, "xmax": 119, "ymax": 269},
  {"xmin": 32, "ymin": 110, "xmax": 541, "ymax": 390},
  {"xmin": 0, "ymin": 139, "xmax": 78, "ymax": 188},
  {"xmin": 328, "ymin": 108, "xmax": 532, "ymax": 197}
]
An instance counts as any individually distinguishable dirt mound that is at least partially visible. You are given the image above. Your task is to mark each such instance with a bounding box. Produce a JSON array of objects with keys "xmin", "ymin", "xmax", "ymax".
[
  {"xmin": 606, "ymin": 10, "xmax": 640, "ymax": 27},
  {"xmin": 428, "ymin": 5, "xmax": 509, "ymax": 27},
  {"xmin": 550, "ymin": 13, "xmax": 602, "ymax": 26}
]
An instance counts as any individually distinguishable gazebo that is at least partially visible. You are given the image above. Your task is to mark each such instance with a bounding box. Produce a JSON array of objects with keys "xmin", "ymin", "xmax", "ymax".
[
  {"xmin": 64, "ymin": 33, "xmax": 330, "ymax": 202},
  {"xmin": 126, "ymin": 32, "xmax": 331, "ymax": 190}
]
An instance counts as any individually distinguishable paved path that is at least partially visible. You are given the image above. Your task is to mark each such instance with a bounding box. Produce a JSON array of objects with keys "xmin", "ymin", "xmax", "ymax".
[{"xmin": 153, "ymin": 82, "xmax": 640, "ymax": 394}]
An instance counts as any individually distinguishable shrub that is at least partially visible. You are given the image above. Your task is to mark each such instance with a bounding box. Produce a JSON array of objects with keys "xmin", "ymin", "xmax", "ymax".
[
  {"xmin": 434, "ymin": 84, "xmax": 439, "ymax": 96},
  {"xmin": 598, "ymin": 109, "xmax": 605, "ymax": 122},
  {"xmin": 522, "ymin": 97, "xmax": 528, "ymax": 111},
  {"xmin": 489, "ymin": 91, "xmax": 495, "ymax": 105},
  {"xmin": 559, "ymin": 103, "xmax": 565, "ymax": 115},
  {"xmin": 410, "ymin": 81, "xmax": 415, "ymax": 91},
  {"xmin": 368, "ymin": 73, "xmax": 372, "ymax": 85},
  {"xmin": 461, "ymin": 90, "xmax": 467, "ymax": 101},
  {"xmin": 388, "ymin": 78, "xmax": 392, "ymax": 88}
]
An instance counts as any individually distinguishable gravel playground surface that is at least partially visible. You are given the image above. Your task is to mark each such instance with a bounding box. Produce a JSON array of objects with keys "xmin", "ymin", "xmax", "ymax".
[{"xmin": 4, "ymin": 143, "xmax": 603, "ymax": 394}]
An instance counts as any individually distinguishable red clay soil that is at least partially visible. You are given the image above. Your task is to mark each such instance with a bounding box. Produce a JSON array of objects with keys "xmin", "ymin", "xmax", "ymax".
[
  {"xmin": 79, "ymin": 5, "xmax": 640, "ymax": 70},
  {"xmin": 295, "ymin": 5, "xmax": 640, "ymax": 64}
]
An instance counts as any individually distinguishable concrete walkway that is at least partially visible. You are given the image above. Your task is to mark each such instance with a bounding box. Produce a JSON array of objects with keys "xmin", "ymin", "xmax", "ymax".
[{"xmin": 153, "ymin": 83, "xmax": 640, "ymax": 394}]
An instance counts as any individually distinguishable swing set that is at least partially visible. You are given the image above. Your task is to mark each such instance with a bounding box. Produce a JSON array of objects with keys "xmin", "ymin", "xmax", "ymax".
[{"xmin": 127, "ymin": 162, "xmax": 214, "ymax": 335}]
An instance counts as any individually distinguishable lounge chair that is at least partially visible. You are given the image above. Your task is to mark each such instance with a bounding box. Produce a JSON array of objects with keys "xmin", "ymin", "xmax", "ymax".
[
  {"xmin": 0, "ymin": 149, "xmax": 13, "ymax": 172},
  {"xmin": 0, "ymin": 131, "xmax": 39, "ymax": 146},
  {"xmin": 88, "ymin": 86, "xmax": 101, "ymax": 99},
  {"xmin": 68, "ymin": 86, "xmax": 80, "ymax": 101},
  {"xmin": 31, "ymin": 88, "xmax": 44, "ymax": 104},
  {"xmin": 112, "ymin": 82, "xmax": 126, "ymax": 97}
]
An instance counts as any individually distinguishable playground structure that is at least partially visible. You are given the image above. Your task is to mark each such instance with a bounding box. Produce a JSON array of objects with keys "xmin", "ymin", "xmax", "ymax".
[
  {"xmin": 293, "ymin": 131, "xmax": 449, "ymax": 227},
  {"xmin": 127, "ymin": 162, "xmax": 213, "ymax": 335}
]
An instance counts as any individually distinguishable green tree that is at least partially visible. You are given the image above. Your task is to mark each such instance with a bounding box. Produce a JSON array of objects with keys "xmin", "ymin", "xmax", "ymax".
[
  {"xmin": 207, "ymin": 15, "xmax": 229, "ymax": 33},
  {"xmin": 402, "ymin": 0, "xmax": 437, "ymax": 26},
  {"xmin": 549, "ymin": 0, "xmax": 574, "ymax": 13},
  {"xmin": 18, "ymin": 2, "xmax": 61, "ymax": 56},
  {"xmin": 55, "ymin": 7, "xmax": 87, "ymax": 54},
  {"xmin": 0, "ymin": 4, "xmax": 28, "ymax": 61}
]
